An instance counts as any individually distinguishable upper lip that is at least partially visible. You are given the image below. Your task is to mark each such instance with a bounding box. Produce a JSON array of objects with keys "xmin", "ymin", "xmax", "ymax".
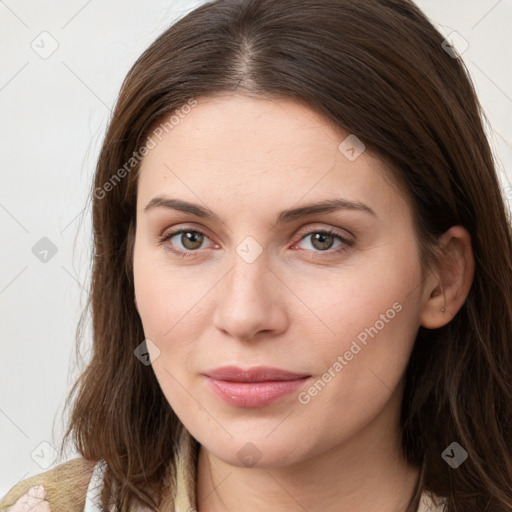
[{"xmin": 204, "ymin": 366, "xmax": 311, "ymax": 382}]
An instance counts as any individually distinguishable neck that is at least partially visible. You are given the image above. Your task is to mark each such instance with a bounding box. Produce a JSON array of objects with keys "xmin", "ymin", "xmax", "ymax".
[{"xmin": 195, "ymin": 389, "xmax": 420, "ymax": 512}]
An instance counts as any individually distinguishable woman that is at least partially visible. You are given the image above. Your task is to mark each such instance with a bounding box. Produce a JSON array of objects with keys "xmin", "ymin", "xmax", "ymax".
[{"xmin": 2, "ymin": 0, "xmax": 511, "ymax": 510}]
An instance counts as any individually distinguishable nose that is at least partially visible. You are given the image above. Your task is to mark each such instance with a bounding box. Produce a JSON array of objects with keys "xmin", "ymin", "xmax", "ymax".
[{"xmin": 212, "ymin": 249, "xmax": 288, "ymax": 342}]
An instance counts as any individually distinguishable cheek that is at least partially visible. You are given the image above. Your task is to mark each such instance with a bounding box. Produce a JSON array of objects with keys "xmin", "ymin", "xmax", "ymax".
[
  {"xmin": 133, "ymin": 243, "xmax": 207, "ymax": 340},
  {"xmin": 290, "ymin": 251, "xmax": 419, "ymax": 344},
  {"xmin": 298, "ymin": 264, "xmax": 421, "ymax": 417}
]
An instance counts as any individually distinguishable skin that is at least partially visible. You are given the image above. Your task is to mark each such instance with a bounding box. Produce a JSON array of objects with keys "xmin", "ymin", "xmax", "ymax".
[{"xmin": 133, "ymin": 93, "xmax": 474, "ymax": 512}]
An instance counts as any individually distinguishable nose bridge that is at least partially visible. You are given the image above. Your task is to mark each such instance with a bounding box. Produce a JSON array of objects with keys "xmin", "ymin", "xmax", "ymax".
[
  {"xmin": 212, "ymin": 235, "xmax": 285, "ymax": 340},
  {"xmin": 225, "ymin": 238, "xmax": 270, "ymax": 300}
]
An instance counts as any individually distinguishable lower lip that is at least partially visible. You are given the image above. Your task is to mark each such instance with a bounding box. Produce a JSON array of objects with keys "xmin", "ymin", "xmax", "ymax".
[{"xmin": 205, "ymin": 376, "xmax": 310, "ymax": 408}]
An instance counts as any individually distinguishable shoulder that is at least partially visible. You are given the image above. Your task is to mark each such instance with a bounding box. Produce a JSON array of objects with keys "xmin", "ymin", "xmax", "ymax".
[{"xmin": 0, "ymin": 457, "xmax": 97, "ymax": 512}]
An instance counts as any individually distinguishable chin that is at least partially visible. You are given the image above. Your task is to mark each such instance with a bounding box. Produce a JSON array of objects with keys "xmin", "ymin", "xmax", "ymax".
[{"xmin": 195, "ymin": 428, "xmax": 312, "ymax": 469}]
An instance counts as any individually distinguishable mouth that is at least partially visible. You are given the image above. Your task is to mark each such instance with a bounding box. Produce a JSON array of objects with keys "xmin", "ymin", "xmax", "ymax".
[{"xmin": 203, "ymin": 366, "xmax": 312, "ymax": 408}]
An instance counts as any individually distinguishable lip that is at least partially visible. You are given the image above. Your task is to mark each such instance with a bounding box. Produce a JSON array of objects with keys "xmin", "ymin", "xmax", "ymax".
[{"xmin": 203, "ymin": 366, "xmax": 311, "ymax": 408}]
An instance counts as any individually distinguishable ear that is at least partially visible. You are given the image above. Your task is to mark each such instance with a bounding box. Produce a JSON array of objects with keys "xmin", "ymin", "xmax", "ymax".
[{"xmin": 419, "ymin": 225, "xmax": 475, "ymax": 329}]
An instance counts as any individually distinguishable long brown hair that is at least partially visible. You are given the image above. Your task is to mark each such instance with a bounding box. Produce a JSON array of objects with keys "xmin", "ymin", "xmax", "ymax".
[{"xmin": 58, "ymin": 0, "xmax": 512, "ymax": 510}]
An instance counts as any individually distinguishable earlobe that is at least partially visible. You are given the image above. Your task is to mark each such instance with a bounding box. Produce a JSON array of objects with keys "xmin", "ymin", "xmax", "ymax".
[{"xmin": 419, "ymin": 226, "xmax": 475, "ymax": 329}]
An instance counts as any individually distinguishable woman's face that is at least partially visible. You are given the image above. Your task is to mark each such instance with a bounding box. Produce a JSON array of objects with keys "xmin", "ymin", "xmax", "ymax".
[{"xmin": 133, "ymin": 93, "xmax": 427, "ymax": 468}]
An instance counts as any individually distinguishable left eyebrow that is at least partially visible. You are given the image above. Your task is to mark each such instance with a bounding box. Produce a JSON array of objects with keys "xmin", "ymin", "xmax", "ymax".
[
  {"xmin": 143, "ymin": 196, "xmax": 377, "ymax": 223},
  {"xmin": 275, "ymin": 198, "xmax": 377, "ymax": 223}
]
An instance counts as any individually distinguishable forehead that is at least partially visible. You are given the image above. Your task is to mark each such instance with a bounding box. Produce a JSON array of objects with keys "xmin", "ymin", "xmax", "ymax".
[{"xmin": 136, "ymin": 93, "xmax": 409, "ymax": 223}]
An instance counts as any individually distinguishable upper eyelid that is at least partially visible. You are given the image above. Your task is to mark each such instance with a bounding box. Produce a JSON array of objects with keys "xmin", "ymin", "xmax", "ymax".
[{"xmin": 295, "ymin": 225, "xmax": 353, "ymax": 241}]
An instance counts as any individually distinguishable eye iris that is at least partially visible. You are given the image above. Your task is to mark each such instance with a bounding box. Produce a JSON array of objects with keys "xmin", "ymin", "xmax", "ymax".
[
  {"xmin": 181, "ymin": 231, "xmax": 203, "ymax": 250},
  {"xmin": 311, "ymin": 232, "xmax": 334, "ymax": 251}
]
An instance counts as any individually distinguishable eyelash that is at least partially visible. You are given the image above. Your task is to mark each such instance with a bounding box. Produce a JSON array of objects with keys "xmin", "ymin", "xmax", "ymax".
[{"xmin": 157, "ymin": 226, "xmax": 354, "ymax": 259}]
